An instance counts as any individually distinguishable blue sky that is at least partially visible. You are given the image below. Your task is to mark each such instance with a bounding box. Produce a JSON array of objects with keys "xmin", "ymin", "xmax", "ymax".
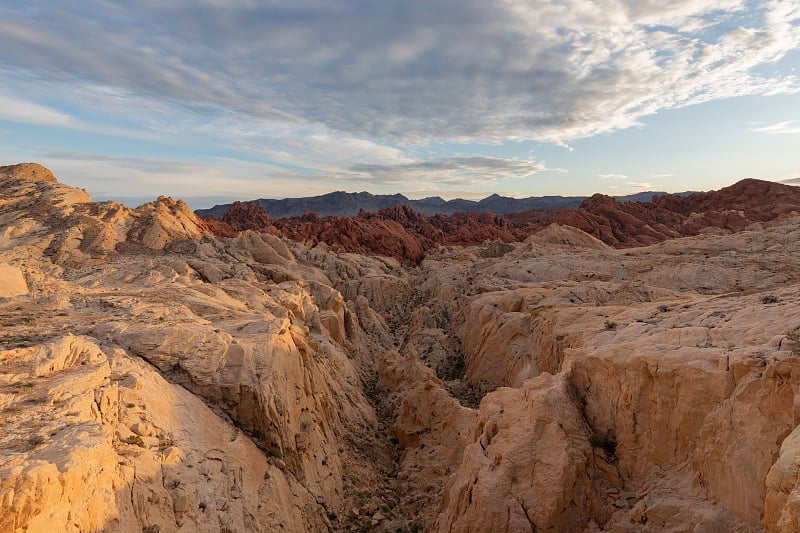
[{"xmin": 0, "ymin": 0, "xmax": 798, "ymax": 208}]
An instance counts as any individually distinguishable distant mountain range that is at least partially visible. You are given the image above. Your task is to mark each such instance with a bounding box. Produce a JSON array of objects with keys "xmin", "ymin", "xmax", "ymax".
[{"xmin": 195, "ymin": 190, "xmax": 697, "ymax": 219}]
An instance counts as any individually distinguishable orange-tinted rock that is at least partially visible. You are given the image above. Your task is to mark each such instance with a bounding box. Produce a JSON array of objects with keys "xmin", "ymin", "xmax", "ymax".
[
  {"xmin": 552, "ymin": 194, "xmax": 685, "ymax": 247},
  {"xmin": 654, "ymin": 178, "xmax": 800, "ymax": 221},
  {"xmin": 0, "ymin": 163, "xmax": 58, "ymax": 183}
]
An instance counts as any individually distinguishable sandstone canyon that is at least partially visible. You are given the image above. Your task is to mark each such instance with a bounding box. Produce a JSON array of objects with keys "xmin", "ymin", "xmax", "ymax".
[{"xmin": 3, "ymin": 163, "xmax": 800, "ymax": 532}]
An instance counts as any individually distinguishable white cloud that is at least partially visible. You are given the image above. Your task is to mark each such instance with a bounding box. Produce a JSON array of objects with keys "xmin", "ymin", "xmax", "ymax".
[
  {"xmin": 751, "ymin": 120, "xmax": 800, "ymax": 134},
  {"xmin": 0, "ymin": 0, "xmax": 798, "ymax": 198},
  {"xmin": 627, "ymin": 181, "xmax": 654, "ymax": 188},
  {"xmin": 340, "ymin": 157, "xmax": 548, "ymax": 186},
  {"xmin": 26, "ymin": 151, "xmax": 312, "ymax": 200},
  {"xmin": 0, "ymin": 0, "xmax": 797, "ymax": 148},
  {"xmin": 0, "ymin": 92, "xmax": 75, "ymax": 127},
  {"xmin": 17, "ymin": 149, "xmax": 548, "ymax": 202}
]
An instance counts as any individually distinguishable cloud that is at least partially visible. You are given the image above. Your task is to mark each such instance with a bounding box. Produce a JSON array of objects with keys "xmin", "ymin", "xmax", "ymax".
[
  {"xmin": 18, "ymin": 149, "xmax": 547, "ymax": 202},
  {"xmin": 22, "ymin": 150, "xmax": 325, "ymax": 201},
  {"xmin": 598, "ymin": 173, "xmax": 628, "ymax": 180},
  {"xmin": 340, "ymin": 156, "xmax": 548, "ymax": 186},
  {"xmin": 0, "ymin": 91, "xmax": 75, "ymax": 127},
  {"xmin": 751, "ymin": 120, "xmax": 800, "ymax": 134},
  {"xmin": 0, "ymin": 0, "xmax": 797, "ymax": 149},
  {"xmin": 627, "ymin": 181, "xmax": 654, "ymax": 188}
]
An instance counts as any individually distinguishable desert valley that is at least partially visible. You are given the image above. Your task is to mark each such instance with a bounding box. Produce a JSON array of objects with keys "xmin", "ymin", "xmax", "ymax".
[{"xmin": 2, "ymin": 162, "xmax": 800, "ymax": 532}]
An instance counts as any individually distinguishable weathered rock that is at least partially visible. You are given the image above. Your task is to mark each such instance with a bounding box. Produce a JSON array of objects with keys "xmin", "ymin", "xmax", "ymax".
[
  {"xmin": 0, "ymin": 263, "xmax": 28, "ymax": 297},
  {"xmin": 531, "ymin": 222, "xmax": 612, "ymax": 250},
  {"xmin": 0, "ymin": 163, "xmax": 57, "ymax": 183},
  {"xmin": 435, "ymin": 374, "xmax": 609, "ymax": 532},
  {"xmin": 221, "ymin": 200, "xmax": 276, "ymax": 232},
  {"xmin": 3, "ymin": 163, "xmax": 800, "ymax": 533}
]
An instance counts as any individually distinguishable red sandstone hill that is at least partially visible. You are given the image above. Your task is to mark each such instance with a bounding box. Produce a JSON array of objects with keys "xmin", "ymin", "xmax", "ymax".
[
  {"xmin": 222, "ymin": 200, "xmax": 277, "ymax": 232},
  {"xmin": 549, "ymin": 179, "xmax": 800, "ymax": 247},
  {"xmin": 652, "ymin": 178, "xmax": 800, "ymax": 221},
  {"xmin": 272, "ymin": 205, "xmax": 534, "ymax": 264},
  {"xmin": 200, "ymin": 179, "xmax": 800, "ymax": 262}
]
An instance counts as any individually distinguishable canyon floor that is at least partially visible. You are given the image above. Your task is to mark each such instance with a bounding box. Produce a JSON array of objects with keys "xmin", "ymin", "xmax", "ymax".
[{"xmin": 3, "ymin": 164, "xmax": 800, "ymax": 532}]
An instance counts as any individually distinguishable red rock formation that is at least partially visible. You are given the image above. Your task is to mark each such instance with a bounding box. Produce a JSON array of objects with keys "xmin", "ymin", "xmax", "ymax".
[
  {"xmin": 432, "ymin": 211, "xmax": 530, "ymax": 245},
  {"xmin": 550, "ymin": 179, "xmax": 800, "ymax": 248},
  {"xmin": 201, "ymin": 216, "xmax": 237, "ymax": 238},
  {"xmin": 221, "ymin": 201, "xmax": 277, "ymax": 233},
  {"xmin": 202, "ymin": 179, "xmax": 800, "ymax": 260},
  {"xmin": 275, "ymin": 210, "xmax": 428, "ymax": 265},
  {"xmin": 203, "ymin": 202, "xmax": 539, "ymax": 265},
  {"xmin": 656, "ymin": 178, "xmax": 800, "ymax": 218},
  {"xmin": 553, "ymin": 194, "xmax": 686, "ymax": 247},
  {"xmin": 366, "ymin": 205, "xmax": 444, "ymax": 243}
]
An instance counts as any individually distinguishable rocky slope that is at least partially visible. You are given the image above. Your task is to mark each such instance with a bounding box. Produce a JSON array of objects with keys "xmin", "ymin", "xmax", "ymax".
[{"xmin": 4, "ymin": 163, "xmax": 800, "ymax": 532}]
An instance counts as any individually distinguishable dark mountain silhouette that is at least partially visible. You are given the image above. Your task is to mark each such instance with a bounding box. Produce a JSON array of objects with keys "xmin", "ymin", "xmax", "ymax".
[{"xmin": 195, "ymin": 190, "xmax": 695, "ymax": 218}]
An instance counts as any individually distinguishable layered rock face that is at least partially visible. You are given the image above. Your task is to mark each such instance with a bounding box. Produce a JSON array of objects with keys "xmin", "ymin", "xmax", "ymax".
[
  {"xmin": 298, "ymin": 216, "xmax": 800, "ymax": 532},
  {"xmin": 4, "ymin": 164, "xmax": 800, "ymax": 532}
]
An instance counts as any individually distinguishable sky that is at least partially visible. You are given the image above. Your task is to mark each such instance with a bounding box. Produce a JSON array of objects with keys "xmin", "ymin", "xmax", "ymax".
[{"xmin": 0, "ymin": 0, "xmax": 798, "ymax": 208}]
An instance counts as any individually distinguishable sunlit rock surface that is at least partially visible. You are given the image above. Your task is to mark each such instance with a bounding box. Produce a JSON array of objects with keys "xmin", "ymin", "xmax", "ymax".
[{"xmin": 3, "ymin": 164, "xmax": 800, "ymax": 532}]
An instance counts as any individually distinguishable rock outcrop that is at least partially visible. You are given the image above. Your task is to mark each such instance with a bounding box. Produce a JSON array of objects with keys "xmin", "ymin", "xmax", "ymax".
[
  {"xmin": 0, "ymin": 162, "xmax": 57, "ymax": 183},
  {"xmin": 0, "ymin": 169, "xmax": 207, "ymax": 267},
  {"xmin": 0, "ymin": 335, "xmax": 324, "ymax": 532},
  {"xmin": 0, "ymin": 263, "xmax": 28, "ymax": 298},
  {"xmin": 0, "ymin": 165, "xmax": 386, "ymax": 532},
  {"xmin": 221, "ymin": 200, "xmax": 276, "ymax": 232}
]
